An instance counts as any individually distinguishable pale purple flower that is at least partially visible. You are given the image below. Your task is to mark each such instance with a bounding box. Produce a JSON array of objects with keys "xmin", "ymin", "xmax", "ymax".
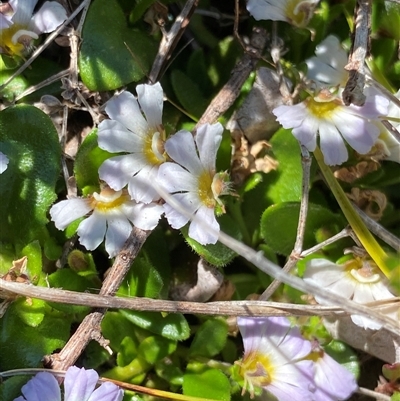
[
  {"xmin": 310, "ymin": 344, "xmax": 358, "ymax": 400},
  {"xmin": 0, "ymin": 0, "xmax": 67, "ymax": 57},
  {"xmin": 247, "ymin": 0, "xmax": 320, "ymax": 27},
  {"xmin": 306, "ymin": 35, "xmax": 348, "ymax": 88},
  {"xmin": 273, "ymin": 87, "xmax": 389, "ymax": 165},
  {"xmin": 50, "ymin": 187, "xmax": 163, "ymax": 257},
  {"xmin": 0, "ymin": 151, "xmax": 9, "ymax": 174},
  {"xmin": 98, "ymin": 83, "xmax": 166, "ymax": 204},
  {"xmin": 14, "ymin": 366, "xmax": 123, "ymax": 401},
  {"xmin": 373, "ymin": 89, "xmax": 400, "ymax": 163},
  {"xmin": 237, "ymin": 316, "xmax": 315, "ymax": 401},
  {"xmin": 157, "ymin": 123, "xmax": 228, "ymax": 245},
  {"xmin": 304, "ymin": 258, "xmax": 398, "ymax": 330}
]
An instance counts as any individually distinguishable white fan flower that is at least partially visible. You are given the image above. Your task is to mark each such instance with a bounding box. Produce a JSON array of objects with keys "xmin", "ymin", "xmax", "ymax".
[
  {"xmin": 303, "ymin": 257, "xmax": 398, "ymax": 330},
  {"xmin": 50, "ymin": 187, "xmax": 163, "ymax": 258},
  {"xmin": 0, "ymin": 0, "xmax": 67, "ymax": 57},
  {"xmin": 273, "ymin": 87, "xmax": 389, "ymax": 165},
  {"xmin": 157, "ymin": 123, "xmax": 229, "ymax": 245},
  {"xmin": 246, "ymin": 0, "xmax": 320, "ymax": 27},
  {"xmin": 98, "ymin": 83, "xmax": 166, "ymax": 204}
]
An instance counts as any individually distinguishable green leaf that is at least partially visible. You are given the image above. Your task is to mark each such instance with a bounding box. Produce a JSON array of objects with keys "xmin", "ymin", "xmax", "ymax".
[
  {"xmin": 170, "ymin": 69, "xmax": 208, "ymax": 119},
  {"xmin": 0, "ymin": 105, "xmax": 60, "ymax": 247},
  {"xmin": 117, "ymin": 256, "xmax": 163, "ymax": 298},
  {"xmin": 102, "ymin": 312, "xmax": 139, "ymax": 353},
  {"xmin": 155, "ymin": 356, "xmax": 184, "ymax": 386},
  {"xmin": 189, "ymin": 319, "xmax": 228, "ymax": 358},
  {"xmin": 74, "ymin": 129, "xmax": 111, "ymax": 195},
  {"xmin": 119, "ymin": 310, "xmax": 190, "ymax": 341},
  {"xmin": 0, "ymin": 376, "xmax": 30, "ymax": 401},
  {"xmin": 260, "ymin": 202, "xmax": 342, "ymax": 256},
  {"xmin": 79, "ymin": 0, "xmax": 157, "ymax": 91},
  {"xmin": 0, "ymin": 303, "xmax": 70, "ymax": 370},
  {"xmin": 138, "ymin": 335, "xmax": 177, "ymax": 364},
  {"xmin": 46, "ymin": 268, "xmax": 93, "ymax": 314},
  {"xmin": 324, "ymin": 340, "xmax": 360, "ymax": 379},
  {"xmin": 183, "ymin": 214, "xmax": 241, "ymax": 267},
  {"xmin": 183, "ymin": 369, "xmax": 231, "ymax": 401}
]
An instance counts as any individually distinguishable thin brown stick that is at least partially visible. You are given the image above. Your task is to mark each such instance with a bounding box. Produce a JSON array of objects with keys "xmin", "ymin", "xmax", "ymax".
[
  {"xmin": 259, "ymin": 146, "xmax": 312, "ymax": 301},
  {"xmin": 195, "ymin": 27, "xmax": 268, "ymax": 127},
  {"xmin": 342, "ymin": 0, "xmax": 371, "ymax": 106},
  {"xmin": 0, "ymin": 277, "xmax": 362, "ymax": 317},
  {"xmin": 47, "ymin": 227, "xmax": 150, "ymax": 371},
  {"xmin": 148, "ymin": 0, "xmax": 199, "ymax": 83}
]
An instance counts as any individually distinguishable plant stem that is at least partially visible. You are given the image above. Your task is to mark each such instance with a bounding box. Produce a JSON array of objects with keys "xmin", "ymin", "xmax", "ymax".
[{"xmin": 313, "ymin": 146, "xmax": 390, "ymax": 277}]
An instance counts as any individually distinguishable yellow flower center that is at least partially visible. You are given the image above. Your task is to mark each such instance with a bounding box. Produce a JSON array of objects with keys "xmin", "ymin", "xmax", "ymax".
[
  {"xmin": 0, "ymin": 25, "xmax": 38, "ymax": 56},
  {"xmin": 143, "ymin": 131, "xmax": 166, "ymax": 166},
  {"xmin": 89, "ymin": 188, "xmax": 130, "ymax": 213},
  {"xmin": 306, "ymin": 96, "xmax": 341, "ymax": 119},
  {"xmin": 344, "ymin": 258, "xmax": 382, "ymax": 284},
  {"xmin": 285, "ymin": 0, "xmax": 316, "ymax": 27},
  {"xmin": 239, "ymin": 350, "xmax": 274, "ymax": 394},
  {"xmin": 198, "ymin": 170, "xmax": 216, "ymax": 208}
]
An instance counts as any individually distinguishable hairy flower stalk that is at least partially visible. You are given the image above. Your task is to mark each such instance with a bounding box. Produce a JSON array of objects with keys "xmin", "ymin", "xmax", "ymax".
[{"xmin": 0, "ymin": 0, "xmax": 67, "ymax": 57}]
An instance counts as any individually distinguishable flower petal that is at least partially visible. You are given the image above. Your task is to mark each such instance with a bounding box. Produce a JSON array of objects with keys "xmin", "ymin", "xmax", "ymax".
[
  {"xmin": 16, "ymin": 372, "xmax": 61, "ymax": 401},
  {"xmin": 157, "ymin": 162, "xmax": 198, "ymax": 193},
  {"xmin": 127, "ymin": 165, "xmax": 160, "ymax": 203},
  {"xmin": 64, "ymin": 367, "xmax": 98, "ymax": 401},
  {"xmin": 318, "ymin": 119, "xmax": 348, "ymax": 165},
  {"xmin": 330, "ymin": 111, "xmax": 378, "ymax": 154},
  {"xmin": 165, "ymin": 130, "xmax": 202, "ymax": 174},
  {"xmin": 97, "ymin": 120, "xmax": 144, "ymax": 153},
  {"xmin": 11, "ymin": 0, "xmax": 36, "ymax": 26},
  {"xmin": 195, "ymin": 123, "xmax": 223, "ymax": 172},
  {"xmin": 247, "ymin": 0, "xmax": 288, "ymax": 22},
  {"xmin": 77, "ymin": 212, "xmax": 107, "ymax": 251},
  {"xmin": 122, "ymin": 201, "xmax": 163, "ymax": 231},
  {"xmin": 0, "ymin": 151, "xmax": 9, "ymax": 173},
  {"xmin": 104, "ymin": 214, "xmax": 132, "ymax": 258},
  {"xmin": 188, "ymin": 205, "xmax": 219, "ymax": 244},
  {"xmin": 105, "ymin": 91, "xmax": 149, "ymax": 135},
  {"xmin": 313, "ymin": 351, "xmax": 357, "ymax": 400},
  {"xmin": 87, "ymin": 381, "xmax": 124, "ymax": 401},
  {"xmin": 29, "ymin": 1, "xmax": 67, "ymax": 34},
  {"xmin": 50, "ymin": 198, "xmax": 92, "ymax": 230},
  {"xmin": 99, "ymin": 154, "xmax": 146, "ymax": 192},
  {"xmin": 137, "ymin": 82, "xmax": 164, "ymax": 130},
  {"xmin": 163, "ymin": 192, "xmax": 200, "ymax": 229}
]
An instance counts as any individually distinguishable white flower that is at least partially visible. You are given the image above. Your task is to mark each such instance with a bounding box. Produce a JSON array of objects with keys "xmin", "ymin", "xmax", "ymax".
[
  {"xmin": 14, "ymin": 366, "xmax": 123, "ymax": 401},
  {"xmin": 303, "ymin": 258, "xmax": 398, "ymax": 330},
  {"xmin": 246, "ymin": 0, "xmax": 320, "ymax": 27},
  {"xmin": 237, "ymin": 316, "xmax": 315, "ymax": 401},
  {"xmin": 98, "ymin": 83, "xmax": 166, "ymax": 204},
  {"xmin": 273, "ymin": 87, "xmax": 389, "ymax": 165},
  {"xmin": 373, "ymin": 89, "xmax": 400, "ymax": 163},
  {"xmin": 306, "ymin": 35, "xmax": 348, "ymax": 88},
  {"xmin": 0, "ymin": 0, "xmax": 67, "ymax": 57},
  {"xmin": 50, "ymin": 187, "xmax": 163, "ymax": 258},
  {"xmin": 0, "ymin": 151, "xmax": 9, "ymax": 174},
  {"xmin": 157, "ymin": 123, "xmax": 228, "ymax": 245},
  {"xmin": 310, "ymin": 344, "xmax": 358, "ymax": 401}
]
